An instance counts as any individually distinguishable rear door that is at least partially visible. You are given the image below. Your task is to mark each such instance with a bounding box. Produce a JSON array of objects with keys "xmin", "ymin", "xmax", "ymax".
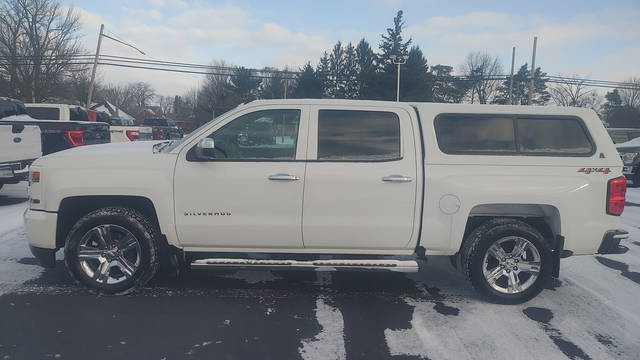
[{"xmin": 302, "ymin": 106, "xmax": 418, "ymax": 251}]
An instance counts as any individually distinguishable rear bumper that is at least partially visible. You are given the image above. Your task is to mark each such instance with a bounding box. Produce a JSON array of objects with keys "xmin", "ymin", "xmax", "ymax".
[
  {"xmin": 598, "ymin": 229, "xmax": 629, "ymax": 254},
  {"xmin": 24, "ymin": 209, "xmax": 58, "ymax": 250},
  {"xmin": 0, "ymin": 160, "xmax": 33, "ymax": 183}
]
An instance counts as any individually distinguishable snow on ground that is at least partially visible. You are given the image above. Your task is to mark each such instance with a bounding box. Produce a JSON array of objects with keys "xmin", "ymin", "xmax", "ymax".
[
  {"xmin": 1, "ymin": 184, "xmax": 640, "ymax": 359},
  {"xmin": 0, "ymin": 183, "xmax": 44, "ymax": 295},
  {"xmin": 299, "ymin": 295, "xmax": 346, "ymax": 360}
]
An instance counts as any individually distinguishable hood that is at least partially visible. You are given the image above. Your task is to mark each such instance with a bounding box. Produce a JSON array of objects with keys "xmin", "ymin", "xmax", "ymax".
[{"xmin": 32, "ymin": 140, "xmax": 175, "ymax": 169}]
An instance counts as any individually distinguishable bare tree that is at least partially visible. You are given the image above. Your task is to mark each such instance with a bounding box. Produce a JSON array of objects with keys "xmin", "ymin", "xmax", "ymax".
[
  {"xmin": 549, "ymin": 76, "xmax": 595, "ymax": 107},
  {"xmin": 158, "ymin": 95, "xmax": 174, "ymax": 115},
  {"xmin": 460, "ymin": 52, "xmax": 503, "ymax": 104},
  {"xmin": 619, "ymin": 76, "xmax": 640, "ymax": 109},
  {"xmin": 130, "ymin": 82, "xmax": 155, "ymax": 109},
  {"xmin": 0, "ymin": 0, "xmax": 84, "ymax": 102},
  {"xmin": 98, "ymin": 83, "xmax": 135, "ymax": 110}
]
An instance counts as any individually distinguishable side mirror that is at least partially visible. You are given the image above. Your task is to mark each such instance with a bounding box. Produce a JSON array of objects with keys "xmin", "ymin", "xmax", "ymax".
[{"xmin": 195, "ymin": 138, "xmax": 216, "ymax": 159}]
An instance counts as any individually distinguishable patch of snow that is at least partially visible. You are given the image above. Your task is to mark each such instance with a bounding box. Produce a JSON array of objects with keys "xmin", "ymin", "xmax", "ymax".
[
  {"xmin": 0, "ymin": 184, "xmax": 45, "ymax": 295},
  {"xmin": 299, "ymin": 296, "xmax": 346, "ymax": 360},
  {"xmin": 218, "ymin": 270, "xmax": 283, "ymax": 284}
]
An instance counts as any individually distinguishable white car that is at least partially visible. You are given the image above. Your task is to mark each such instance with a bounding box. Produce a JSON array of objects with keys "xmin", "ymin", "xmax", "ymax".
[{"xmin": 24, "ymin": 100, "xmax": 627, "ymax": 303}]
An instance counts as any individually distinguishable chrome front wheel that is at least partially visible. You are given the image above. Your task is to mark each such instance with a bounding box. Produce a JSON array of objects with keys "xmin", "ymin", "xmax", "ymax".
[{"xmin": 77, "ymin": 224, "xmax": 142, "ymax": 285}]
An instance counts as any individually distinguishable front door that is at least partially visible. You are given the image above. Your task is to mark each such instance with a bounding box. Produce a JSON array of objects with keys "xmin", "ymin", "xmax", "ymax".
[
  {"xmin": 174, "ymin": 106, "xmax": 308, "ymax": 250},
  {"xmin": 302, "ymin": 106, "xmax": 418, "ymax": 251}
]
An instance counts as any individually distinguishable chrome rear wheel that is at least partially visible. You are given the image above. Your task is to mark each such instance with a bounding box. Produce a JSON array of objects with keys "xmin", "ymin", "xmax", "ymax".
[{"xmin": 482, "ymin": 236, "xmax": 541, "ymax": 294}]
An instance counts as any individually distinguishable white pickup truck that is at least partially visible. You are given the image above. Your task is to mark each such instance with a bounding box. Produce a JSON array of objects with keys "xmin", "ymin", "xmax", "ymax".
[
  {"xmin": 0, "ymin": 122, "xmax": 41, "ymax": 189},
  {"xmin": 24, "ymin": 100, "xmax": 627, "ymax": 303}
]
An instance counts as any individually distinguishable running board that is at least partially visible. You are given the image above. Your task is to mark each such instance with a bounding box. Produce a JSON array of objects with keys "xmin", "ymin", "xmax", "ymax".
[{"xmin": 191, "ymin": 258, "xmax": 419, "ymax": 272}]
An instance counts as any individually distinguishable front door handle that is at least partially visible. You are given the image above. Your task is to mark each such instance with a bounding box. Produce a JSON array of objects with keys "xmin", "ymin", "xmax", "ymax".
[
  {"xmin": 382, "ymin": 175, "xmax": 413, "ymax": 182},
  {"xmin": 268, "ymin": 174, "xmax": 300, "ymax": 181}
]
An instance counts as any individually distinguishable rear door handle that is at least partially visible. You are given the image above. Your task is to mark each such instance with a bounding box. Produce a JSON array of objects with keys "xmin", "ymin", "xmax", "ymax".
[
  {"xmin": 268, "ymin": 174, "xmax": 300, "ymax": 181},
  {"xmin": 382, "ymin": 175, "xmax": 413, "ymax": 182}
]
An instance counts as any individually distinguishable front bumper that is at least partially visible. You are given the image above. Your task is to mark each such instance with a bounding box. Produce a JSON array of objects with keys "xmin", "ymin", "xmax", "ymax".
[
  {"xmin": 24, "ymin": 209, "xmax": 58, "ymax": 250},
  {"xmin": 598, "ymin": 229, "xmax": 629, "ymax": 254},
  {"xmin": 29, "ymin": 245, "xmax": 56, "ymax": 268}
]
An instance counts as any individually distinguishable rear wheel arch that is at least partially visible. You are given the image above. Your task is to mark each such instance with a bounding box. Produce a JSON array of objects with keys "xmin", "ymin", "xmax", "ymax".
[{"xmin": 458, "ymin": 204, "xmax": 561, "ymax": 254}]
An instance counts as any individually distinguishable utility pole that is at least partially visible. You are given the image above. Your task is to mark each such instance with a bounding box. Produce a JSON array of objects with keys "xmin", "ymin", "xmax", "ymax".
[
  {"xmin": 86, "ymin": 24, "xmax": 104, "ymax": 109},
  {"xmin": 390, "ymin": 55, "xmax": 407, "ymax": 102},
  {"xmin": 528, "ymin": 36, "xmax": 537, "ymax": 105},
  {"xmin": 508, "ymin": 46, "xmax": 515, "ymax": 105},
  {"xmin": 284, "ymin": 77, "xmax": 288, "ymax": 99}
]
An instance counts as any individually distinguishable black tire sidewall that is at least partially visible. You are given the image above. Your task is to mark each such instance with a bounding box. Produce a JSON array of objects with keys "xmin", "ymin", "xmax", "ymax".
[
  {"xmin": 64, "ymin": 208, "xmax": 157, "ymax": 294},
  {"xmin": 468, "ymin": 222, "xmax": 552, "ymax": 304}
]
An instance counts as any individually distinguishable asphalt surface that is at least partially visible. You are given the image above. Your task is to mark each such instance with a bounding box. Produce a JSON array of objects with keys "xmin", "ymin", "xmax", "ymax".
[{"xmin": 1, "ymin": 182, "xmax": 640, "ymax": 360}]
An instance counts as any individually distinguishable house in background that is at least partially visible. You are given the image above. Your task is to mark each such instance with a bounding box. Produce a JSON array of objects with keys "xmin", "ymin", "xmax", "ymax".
[{"xmin": 91, "ymin": 101, "xmax": 137, "ymax": 125}]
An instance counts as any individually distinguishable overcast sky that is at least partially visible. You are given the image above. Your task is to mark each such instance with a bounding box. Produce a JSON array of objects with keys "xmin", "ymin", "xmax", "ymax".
[{"xmin": 73, "ymin": 0, "xmax": 640, "ymax": 96}]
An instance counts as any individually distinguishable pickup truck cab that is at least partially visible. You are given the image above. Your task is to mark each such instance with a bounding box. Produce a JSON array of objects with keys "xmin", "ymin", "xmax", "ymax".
[
  {"xmin": 24, "ymin": 100, "xmax": 627, "ymax": 303},
  {"xmin": 23, "ymin": 102, "xmax": 111, "ymax": 153}
]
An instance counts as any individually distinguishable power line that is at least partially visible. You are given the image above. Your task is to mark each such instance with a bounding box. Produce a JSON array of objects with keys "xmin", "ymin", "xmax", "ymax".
[{"xmin": 2, "ymin": 54, "xmax": 639, "ymax": 90}]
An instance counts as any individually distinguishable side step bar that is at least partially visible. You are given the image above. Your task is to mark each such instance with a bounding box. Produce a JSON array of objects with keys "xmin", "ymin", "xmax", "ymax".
[{"xmin": 191, "ymin": 258, "xmax": 419, "ymax": 273}]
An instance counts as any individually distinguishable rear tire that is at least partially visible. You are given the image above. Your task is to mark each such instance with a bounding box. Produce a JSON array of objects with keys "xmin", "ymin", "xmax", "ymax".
[
  {"xmin": 64, "ymin": 207, "xmax": 160, "ymax": 294},
  {"xmin": 461, "ymin": 218, "xmax": 552, "ymax": 304}
]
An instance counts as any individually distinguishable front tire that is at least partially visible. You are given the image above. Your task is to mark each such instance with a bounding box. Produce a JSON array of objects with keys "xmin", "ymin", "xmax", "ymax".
[
  {"xmin": 64, "ymin": 207, "xmax": 160, "ymax": 294},
  {"xmin": 462, "ymin": 218, "xmax": 552, "ymax": 304}
]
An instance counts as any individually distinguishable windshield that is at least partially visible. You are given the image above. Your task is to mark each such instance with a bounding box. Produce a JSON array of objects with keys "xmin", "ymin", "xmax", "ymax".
[
  {"xmin": 163, "ymin": 107, "xmax": 237, "ymax": 152},
  {"xmin": 0, "ymin": 98, "xmax": 27, "ymax": 119}
]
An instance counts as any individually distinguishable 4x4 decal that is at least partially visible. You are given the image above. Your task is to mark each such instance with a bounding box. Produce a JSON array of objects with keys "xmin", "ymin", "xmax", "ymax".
[{"xmin": 578, "ymin": 167, "xmax": 611, "ymax": 174}]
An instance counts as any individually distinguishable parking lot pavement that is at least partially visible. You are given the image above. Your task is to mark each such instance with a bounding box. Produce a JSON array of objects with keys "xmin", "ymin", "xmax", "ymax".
[{"xmin": 1, "ymin": 182, "xmax": 640, "ymax": 360}]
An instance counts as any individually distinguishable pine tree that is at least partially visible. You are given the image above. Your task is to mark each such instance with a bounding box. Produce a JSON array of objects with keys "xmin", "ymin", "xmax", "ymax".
[
  {"xmin": 343, "ymin": 42, "xmax": 359, "ymax": 99},
  {"xmin": 316, "ymin": 52, "xmax": 330, "ymax": 98},
  {"xmin": 230, "ymin": 66, "xmax": 261, "ymax": 103},
  {"xmin": 292, "ymin": 63, "xmax": 323, "ymax": 98},
  {"xmin": 493, "ymin": 64, "xmax": 549, "ymax": 105},
  {"xmin": 399, "ymin": 46, "xmax": 433, "ymax": 101},
  {"xmin": 355, "ymin": 38, "xmax": 379, "ymax": 100},
  {"xmin": 326, "ymin": 41, "xmax": 346, "ymax": 98},
  {"xmin": 259, "ymin": 68, "xmax": 285, "ymax": 99},
  {"xmin": 431, "ymin": 65, "xmax": 468, "ymax": 103},
  {"xmin": 379, "ymin": 10, "xmax": 412, "ymax": 62},
  {"xmin": 378, "ymin": 10, "xmax": 412, "ymax": 100}
]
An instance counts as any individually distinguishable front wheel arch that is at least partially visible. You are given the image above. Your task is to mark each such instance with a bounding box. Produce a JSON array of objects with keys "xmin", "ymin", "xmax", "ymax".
[{"xmin": 56, "ymin": 195, "xmax": 162, "ymax": 249}]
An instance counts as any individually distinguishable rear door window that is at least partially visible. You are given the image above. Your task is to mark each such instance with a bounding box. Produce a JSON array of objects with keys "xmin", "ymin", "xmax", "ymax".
[
  {"xmin": 317, "ymin": 110, "xmax": 401, "ymax": 161},
  {"xmin": 26, "ymin": 106, "xmax": 60, "ymax": 120}
]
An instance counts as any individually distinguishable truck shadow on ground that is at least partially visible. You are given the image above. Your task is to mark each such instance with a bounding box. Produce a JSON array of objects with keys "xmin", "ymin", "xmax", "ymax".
[{"xmin": 0, "ymin": 194, "xmax": 28, "ymax": 206}]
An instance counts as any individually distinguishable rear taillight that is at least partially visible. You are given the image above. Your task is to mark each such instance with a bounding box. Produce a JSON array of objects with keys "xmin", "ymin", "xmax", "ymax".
[
  {"xmin": 126, "ymin": 130, "xmax": 140, "ymax": 141},
  {"xmin": 607, "ymin": 177, "xmax": 627, "ymax": 216},
  {"xmin": 64, "ymin": 130, "xmax": 84, "ymax": 147}
]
